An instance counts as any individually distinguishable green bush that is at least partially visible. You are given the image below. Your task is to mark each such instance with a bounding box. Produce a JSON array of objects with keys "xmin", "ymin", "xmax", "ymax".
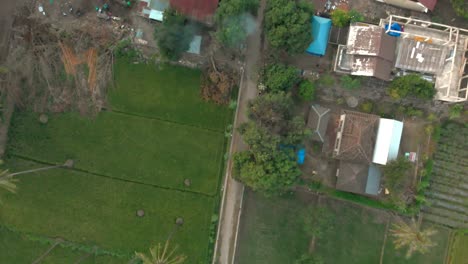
[
  {"xmin": 331, "ymin": 9, "xmax": 364, "ymax": 27},
  {"xmin": 359, "ymin": 101, "xmax": 374, "ymax": 113},
  {"xmin": 340, "ymin": 75, "xmax": 361, "ymax": 90},
  {"xmin": 451, "ymin": 0, "xmax": 468, "ymax": 19},
  {"xmin": 388, "ymin": 74, "xmax": 436, "ymax": 100},
  {"xmin": 317, "ymin": 73, "xmax": 335, "ymax": 87},
  {"xmin": 264, "ymin": 63, "xmax": 301, "ymax": 92},
  {"xmin": 449, "ymin": 104, "xmax": 464, "ymax": 120},
  {"xmin": 298, "ymin": 80, "xmax": 316, "ymax": 101}
]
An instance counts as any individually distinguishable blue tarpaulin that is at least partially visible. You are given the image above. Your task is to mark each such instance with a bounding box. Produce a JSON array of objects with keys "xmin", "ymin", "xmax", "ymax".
[
  {"xmin": 306, "ymin": 16, "xmax": 332, "ymax": 56},
  {"xmin": 384, "ymin": 23, "xmax": 402, "ymax": 37},
  {"xmin": 297, "ymin": 148, "xmax": 306, "ymax": 165}
]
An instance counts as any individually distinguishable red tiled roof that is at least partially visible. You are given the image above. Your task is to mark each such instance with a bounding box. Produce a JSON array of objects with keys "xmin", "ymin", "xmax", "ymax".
[
  {"xmin": 418, "ymin": 0, "xmax": 437, "ymax": 11},
  {"xmin": 170, "ymin": 0, "xmax": 219, "ymax": 21}
]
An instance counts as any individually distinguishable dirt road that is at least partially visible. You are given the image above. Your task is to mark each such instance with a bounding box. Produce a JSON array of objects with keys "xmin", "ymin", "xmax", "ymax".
[{"xmin": 213, "ymin": 0, "xmax": 266, "ymax": 263}]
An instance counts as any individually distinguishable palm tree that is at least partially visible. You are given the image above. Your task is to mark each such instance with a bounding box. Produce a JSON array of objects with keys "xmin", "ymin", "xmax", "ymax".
[
  {"xmin": 390, "ymin": 218, "xmax": 437, "ymax": 258},
  {"xmin": 0, "ymin": 170, "xmax": 17, "ymax": 194},
  {"xmin": 135, "ymin": 240, "xmax": 186, "ymax": 264},
  {"xmin": 0, "ymin": 159, "xmax": 74, "ymax": 197}
]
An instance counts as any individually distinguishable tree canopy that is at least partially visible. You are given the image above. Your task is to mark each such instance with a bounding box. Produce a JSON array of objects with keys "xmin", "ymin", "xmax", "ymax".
[
  {"xmin": 214, "ymin": 0, "xmax": 259, "ymax": 48},
  {"xmin": 331, "ymin": 9, "xmax": 364, "ymax": 27},
  {"xmin": 298, "ymin": 79, "xmax": 316, "ymax": 101},
  {"xmin": 234, "ymin": 91, "xmax": 310, "ymax": 195},
  {"xmin": 388, "ymin": 74, "xmax": 436, "ymax": 100},
  {"xmin": 155, "ymin": 9, "xmax": 195, "ymax": 61},
  {"xmin": 390, "ymin": 218, "xmax": 437, "ymax": 259},
  {"xmin": 263, "ymin": 63, "xmax": 301, "ymax": 92},
  {"xmin": 233, "ymin": 122, "xmax": 302, "ymax": 195},
  {"xmin": 265, "ymin": 0, "xmax": 314, "ymax": 54}
]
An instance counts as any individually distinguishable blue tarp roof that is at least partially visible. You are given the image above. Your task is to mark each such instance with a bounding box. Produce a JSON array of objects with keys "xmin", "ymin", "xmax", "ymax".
[{"xmin": 306, "ymin": 16, "xmax": 332, "ymax": 56}]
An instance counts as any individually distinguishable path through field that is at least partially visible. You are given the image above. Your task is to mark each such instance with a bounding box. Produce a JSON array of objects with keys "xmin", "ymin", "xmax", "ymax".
[{"xmin": 214, "ymin": 0, "xmax": 266, "ymax": 263}]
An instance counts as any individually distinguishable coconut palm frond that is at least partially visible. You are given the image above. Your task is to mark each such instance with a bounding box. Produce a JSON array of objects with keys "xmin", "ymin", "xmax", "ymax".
[
  {"xmin": 0, "ymin": 170, "xmax": 18, "ymax": 194},
  {"xmin": 390, "ymin": 218, "xmax": 438, "ymax": 259},
  {"xmin": 135, "ymin": 240, "xmax": 186, "ymax": 264}
]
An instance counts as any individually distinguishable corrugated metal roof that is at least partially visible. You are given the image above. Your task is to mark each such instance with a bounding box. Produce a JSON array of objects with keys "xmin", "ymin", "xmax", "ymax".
[
  {"xmin": 418, "ymin": 0, "xmax": 437, "ymax": 11},
  {"xmin": 170, "ymin": 0, "xmax": 218, "ymax": 21},
  {"xmin": 365, "ymin": 164, "xmax": 382, "ymax": 195},
  {"xmin": 372, "ymin": 118, "xmax": 403, "ymax": 165}
]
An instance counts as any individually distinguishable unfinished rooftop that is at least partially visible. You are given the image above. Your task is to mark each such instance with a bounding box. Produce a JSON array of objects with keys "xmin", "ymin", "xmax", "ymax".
[{"xmin": 379, "ymin": 15, "xmax": 468, "ymax": 102}]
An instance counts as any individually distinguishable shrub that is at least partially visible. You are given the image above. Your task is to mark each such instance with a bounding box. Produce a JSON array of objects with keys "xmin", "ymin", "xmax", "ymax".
[
  {"xmin": 359, "ymin": 101, "xmax": 374, "ymax": 113},
  {"xmin": 298, "ymin": 80, "xmax": 316, "ymax": 101},
  {"xmin": 388, "ymin": 74, "xmax": 436, "ymax": 100},
  {"xmin": 317, "ymin": 73, "xmax": 335, "ymax": 87},
  {"xmin": 264, "ymin": 63, "xmax": 301, "ymax": 92},
  {"xmin": 451, "ymin": 0, "xmax": 468, "ymax": 19},
  {"xmin": 340, "ymin": 75, "xmax": 361, "ymax": 90},
  {"xmin": 331, "ymin": 9, "xmax": 364, "ymax": 27},
  {"xmin": 449, "ymin": 104, "xmax": 464, "ymax": 120}
]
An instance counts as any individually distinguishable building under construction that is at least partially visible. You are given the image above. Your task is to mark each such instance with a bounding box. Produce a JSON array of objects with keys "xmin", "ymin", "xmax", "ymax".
[{"xmin": 334, "ymin": 15, "xmax": 468, "ymax": 102}]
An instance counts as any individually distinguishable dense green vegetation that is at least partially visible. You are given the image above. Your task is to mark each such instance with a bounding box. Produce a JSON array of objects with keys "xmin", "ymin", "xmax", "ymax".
[
  {"xmin": 234, "ymin": 92, "xmax": 309, "ymax": 195},
  {"xmin": 387, "ymin": 74, "xmax": 436, "ymax": 100},
  {"xmin": 1, "ymin": 62, "xmax": 229, "ymax": 263},
  {"xmin": 263, "ymin": 63, "xmax": 301, "ymax": 92},
  {"xmin": 155, "ymin": 9, "xmax": 194, "ymax": 60},
  {"xmin": 265, "ymin": 0, "xmax": 314, "ymax": 54},
  {"xmin": 215, "ymin": 0, "xmax": 259, "ymax": 48}
]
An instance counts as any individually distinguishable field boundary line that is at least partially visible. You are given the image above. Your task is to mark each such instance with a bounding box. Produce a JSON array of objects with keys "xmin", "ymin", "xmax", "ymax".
[
  {"xmin": 379, "ymin": 217, "xmax": 391, "ymax": 264},
  {"xmin": 106, "ymin": 108, "xmax": 225, "ymax": 134},
  {"xmin": 231, "ymin": 185, "xmax": 245, "ymax": 264},
  {"xmin": 11, "ymin": 154, "xmax": 215, "ymax": 198}
]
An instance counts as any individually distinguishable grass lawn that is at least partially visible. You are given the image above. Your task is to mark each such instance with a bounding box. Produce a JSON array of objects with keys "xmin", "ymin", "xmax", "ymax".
[
  {"xmin": 235, "ymin": 191, "xmax": 310, "ymax": 264},
  {"xmin": 8, "ymin": 111, "xmax": 224, "ymax": 195},
  {"xmin": 0, "ymin": 159, "xmax": 214, "ymax": 263},
  {"xmin": 0, "ymin": 226, "xmax": 124, "ymax": 264},
  {"xmin": 448, "ymin": 232, "xmax": 468, "ymax": 264},
  {"xmin": 111, "ymin": 60, "xmax": 229, "ymax": 132},
  {"xmin": 1, "ymin": 61, "xmax": 230, "ymax": 263},
  {"xmin": 236, "ymin": 190, "xmax": 451, "ymax": 264}
]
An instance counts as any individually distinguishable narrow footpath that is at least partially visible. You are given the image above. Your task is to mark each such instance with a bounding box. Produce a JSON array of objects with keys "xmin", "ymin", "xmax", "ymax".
[{"xmin": 213, "ymin": 0, "xmax": 266, "ymax": 263}]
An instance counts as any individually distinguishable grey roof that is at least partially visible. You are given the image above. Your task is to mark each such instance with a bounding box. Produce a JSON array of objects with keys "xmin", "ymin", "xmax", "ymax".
[
  {"xmin": 336, "ymin": 161, "xmax": 368, "ymax": 194},
  {"xmin": 307, "ymin": 105, "xmax": 331, "ymax": 142},
  {"xmin": 365, "ymin": 164, "xmax": 382, "ymax": 195},
  {"xmin": 394, "ymin": 37, "xmax": 448, "ymax": 74}
]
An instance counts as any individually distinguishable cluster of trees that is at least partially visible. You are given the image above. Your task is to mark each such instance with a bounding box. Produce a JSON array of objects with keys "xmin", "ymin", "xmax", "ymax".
[
  {"xmin": 388, "ymin": 74, "xmax": 436, "ymax": 100},
  {"xmin": 265, "ymin": 0, "xmax": 315, "ymax": 54},
  {"xmin": 262, "ymin": 62, "xmax": 316, "ymax": 100},
  {"xmin": 233, "ymin": 91, "xmax": 311, "ymax": 195},
  {"xmin": 214, "ymin": 0, "xmax": 259, "ymax": 48},
  {"xmin": 155, "ymin": 9, "xmax": 196, "ymax": 60}
]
